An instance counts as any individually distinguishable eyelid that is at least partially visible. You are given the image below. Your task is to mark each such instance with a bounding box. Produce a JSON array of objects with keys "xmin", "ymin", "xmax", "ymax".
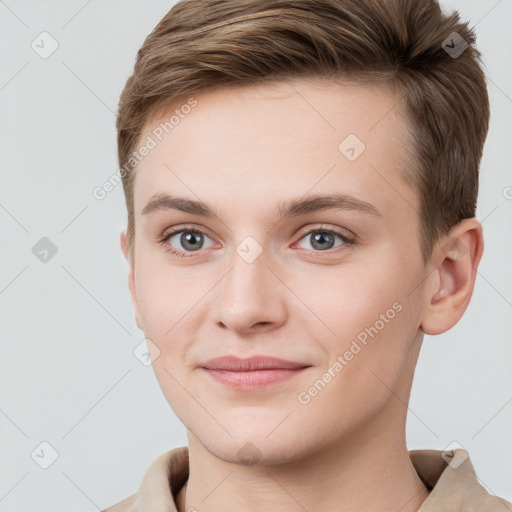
[
  {"xmin": 293, "ymin": 223, "xmax": 357, "ymax": 244},
  {"xmin": 160, "ymin": 223, "xmax": 355, "ymax": 242},
  {"xmin": 159, "ymin": 224, "xmax": 218, "ymax": 249},
  {"xmin": 159, "ymin": 223, "xmax": 356, "ymax": 257},
  {"xmin": 160, "ymin": 223, "xmax": 215, "ymax": 240}
]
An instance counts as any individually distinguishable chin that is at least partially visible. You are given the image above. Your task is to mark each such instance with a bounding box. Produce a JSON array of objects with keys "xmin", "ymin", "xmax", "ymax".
[
  {"xmin": 205, "ymin": 437, "xmax": 311, "ymax": 466},
  {"xmin": 190, "ymin": 416, "xmax": 319, "ymax": 467}
]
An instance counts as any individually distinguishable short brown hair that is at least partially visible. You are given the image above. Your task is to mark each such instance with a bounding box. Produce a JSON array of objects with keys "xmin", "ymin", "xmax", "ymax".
[{"xmin": 117, "ymin": 0, "xmax": 490, "ymax": 266}]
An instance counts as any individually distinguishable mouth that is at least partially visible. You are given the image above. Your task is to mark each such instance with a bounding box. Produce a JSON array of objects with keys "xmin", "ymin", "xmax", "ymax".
[{"xmin": 199, "ymin": 355, "xmax": 311, "ymax": 390}]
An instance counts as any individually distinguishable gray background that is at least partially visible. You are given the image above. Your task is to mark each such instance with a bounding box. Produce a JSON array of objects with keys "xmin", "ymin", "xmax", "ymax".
[{"xmin": 0, "ymin": 1, "xmax": 511, "ymax": 510}]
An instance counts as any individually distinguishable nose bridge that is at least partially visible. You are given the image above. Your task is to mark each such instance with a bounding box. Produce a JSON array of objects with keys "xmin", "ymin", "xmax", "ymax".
[{"xmin": 214, "ymin": 236, "xmax": 284, "ymax": 331}]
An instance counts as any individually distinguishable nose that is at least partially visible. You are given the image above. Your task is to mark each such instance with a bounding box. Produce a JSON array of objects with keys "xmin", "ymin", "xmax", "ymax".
[{"xmin": 213, "ymin": 243, "xmax": 287, "ymax": 336}]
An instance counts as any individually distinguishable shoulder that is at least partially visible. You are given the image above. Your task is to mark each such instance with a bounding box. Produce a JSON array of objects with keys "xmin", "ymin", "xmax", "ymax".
[
  {"xmin": 100, "ymin": 446, "xmax": 189, "ymax": 512},
  {"xmin": 410, "ymin": 448, "xmax": 512, "ymax": 511}
]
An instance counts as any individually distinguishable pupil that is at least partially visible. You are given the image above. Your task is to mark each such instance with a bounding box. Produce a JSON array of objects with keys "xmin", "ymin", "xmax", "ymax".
[
  {"xmin": 312, "ymin": 232, "xmax": 333, "ymax": 250},
  {"xmin": 182, "ymin": 232, "xmax": 202, "ymax": 251}
]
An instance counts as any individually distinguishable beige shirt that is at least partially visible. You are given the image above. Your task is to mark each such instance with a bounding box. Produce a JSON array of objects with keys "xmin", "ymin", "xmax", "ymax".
[{"xmin": 102, "ymin": 447, "xmax": 511, "ymax": 511}]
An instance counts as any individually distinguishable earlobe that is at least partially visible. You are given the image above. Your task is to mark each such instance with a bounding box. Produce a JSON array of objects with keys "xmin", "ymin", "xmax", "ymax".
[
  {"xmin": 127, "ymin": 270, "xmax": 144, "ymax": 331},
  {"xmin": 120, "ymin": 230, "xmax": 144, "ymax": 331},
  {"xmin": 420, "ymin": 219, "xmax": 484, "ymax": 335},
  {"xmin": 120, "ymin": 231, "xmax": 129, "ymax": 261}
]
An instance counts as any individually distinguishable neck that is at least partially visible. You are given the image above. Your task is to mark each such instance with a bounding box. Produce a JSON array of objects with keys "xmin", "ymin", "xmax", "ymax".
[{"xmin": 177, "ymin": 410, "xmax": 429, "ymax": 512}]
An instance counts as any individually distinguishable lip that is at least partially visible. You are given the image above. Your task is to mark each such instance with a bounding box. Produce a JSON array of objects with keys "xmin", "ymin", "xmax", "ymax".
[
  {"xmin": 199, "ymin": 355, "xmax": 311, "ymax": 389},
  {"xmin": 200, "ymin": 355, "xmax": 308, "ymax": 371}
]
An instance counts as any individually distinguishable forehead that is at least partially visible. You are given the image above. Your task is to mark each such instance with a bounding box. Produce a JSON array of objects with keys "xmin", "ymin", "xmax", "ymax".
[{"xmin": 132, "ymin": 78, "xmax": 418, "ymax": 225}]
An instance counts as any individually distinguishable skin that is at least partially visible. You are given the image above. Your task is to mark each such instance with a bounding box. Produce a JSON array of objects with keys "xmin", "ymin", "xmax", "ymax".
[{"xmin": 120, "ymin": 78, "xmax": 483, "ymax": 512}]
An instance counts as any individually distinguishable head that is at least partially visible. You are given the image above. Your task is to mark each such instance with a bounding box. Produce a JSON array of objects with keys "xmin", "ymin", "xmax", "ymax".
[{"xmin": 118, "ymin": 0, "xmax": 488, "ymax": 463}]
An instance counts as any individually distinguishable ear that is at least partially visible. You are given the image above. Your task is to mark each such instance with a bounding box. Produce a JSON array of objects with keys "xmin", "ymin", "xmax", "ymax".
[
  {"xmin": 420, "ymin": 218, "xmax": 484, "ymax": 335},
  {"xmin": 120, "ymin": 231, "xmax": 143, "ymax": 331}
]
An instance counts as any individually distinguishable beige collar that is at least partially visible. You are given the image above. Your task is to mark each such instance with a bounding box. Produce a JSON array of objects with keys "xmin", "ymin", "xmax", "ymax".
[{"xmin": 109, "ymin": 447, "xmax": 510, "ymax": 512}]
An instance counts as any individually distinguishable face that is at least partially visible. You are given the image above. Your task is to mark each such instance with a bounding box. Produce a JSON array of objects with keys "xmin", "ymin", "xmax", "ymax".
[{"xmin": 124, "ymin": 79, "xmax": 432, "ymax": 464}]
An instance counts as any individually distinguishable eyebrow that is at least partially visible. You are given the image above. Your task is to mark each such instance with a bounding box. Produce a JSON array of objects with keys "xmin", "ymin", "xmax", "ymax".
[{"xmin": 141, "ymin": 192, "xmax": 382, "ymax": 219}]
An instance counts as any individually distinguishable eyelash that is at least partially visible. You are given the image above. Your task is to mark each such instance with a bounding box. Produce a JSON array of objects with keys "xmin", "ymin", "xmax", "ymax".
[{"xmin": 158, "ymin": 225, "xmax": 356, "ymax": 259}]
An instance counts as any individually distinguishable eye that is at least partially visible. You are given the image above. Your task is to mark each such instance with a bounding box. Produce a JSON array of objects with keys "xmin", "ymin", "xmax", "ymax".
[
  {"xmin": 159, "ymin": 227, "xmax": 215, "ymax": 258},
  {"xmin": 294, "ymin": 227, "xmax": 354, "ymax": 253},
  {"xmin": 159, "ymin": 225, "xmax": 355, "ymax": 259}
]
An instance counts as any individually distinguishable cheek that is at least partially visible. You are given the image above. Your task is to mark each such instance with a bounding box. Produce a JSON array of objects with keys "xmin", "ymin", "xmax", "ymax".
[
  {"xmin": 135, "ymin": 268, "xmax": 198, "ymax": 415},
  {"xmin": 296, "ymin": 263, "xmax": 415, "ymax": 389},
  {"xmin": 294, "ymin": 261, "xmax": 406, "ymax": 341},
  {"xmin": 291, "ymin": 292, "xmax": 413, "ymax": 438},
  {"xmin": 135, "ymin": 257, "xmax": 207, "ymax": 338},
  {"xmin": 134, "ymin": 262, "xmax": 214, "ymax": 406}
]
